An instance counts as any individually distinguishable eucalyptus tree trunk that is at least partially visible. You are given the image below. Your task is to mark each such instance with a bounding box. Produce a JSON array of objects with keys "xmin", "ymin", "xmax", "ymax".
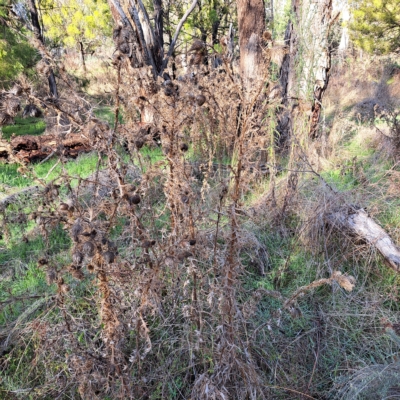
[
  {"xmin": 237, "ymin": 0, "xmax": 266, "ymax": 93},
  {"xmin": 280, "ymin": 0, "xmax": 333, "ymax": 139},
  {"xmin": 108, "ymin": 0, "xmax": 197, "ymax": 124},
  {"xmin": 27, "ymin": 0, "xmax": 58, "ymax": 98},
  {"xmin": 79, "ymin": 41, "xmax": 87, "ymax": 73}
]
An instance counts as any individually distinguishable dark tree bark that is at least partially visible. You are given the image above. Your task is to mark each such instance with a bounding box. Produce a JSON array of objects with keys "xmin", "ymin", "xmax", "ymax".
[
  {"xmin": 153, "ymin": 0, "xmax": 163, "ymax": 68},
  {"xmin": 109, "ymin": 0, "xmax": 198, "ymax": 76},
  {"xmin": 0, "ymin": 133, "xmax": 91, "ymax": 163},
  {"xmin": 211, "ymin": 0, "xmax": 220, "ymax": 45},
  {"xmin": 79, "ymin": 41, "xmax": 87, "ymax": 72},
  {"xmin": 27, "ymin": 0, "xmax": 58, "ymax": 98}
]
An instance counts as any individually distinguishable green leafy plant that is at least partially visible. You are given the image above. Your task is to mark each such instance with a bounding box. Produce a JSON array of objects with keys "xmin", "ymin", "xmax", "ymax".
[{"xmin": 350, "ymin": 0, "xmax": 400, "ymax": 54}]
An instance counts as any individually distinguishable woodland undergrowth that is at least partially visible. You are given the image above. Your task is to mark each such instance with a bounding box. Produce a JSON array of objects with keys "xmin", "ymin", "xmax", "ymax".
[{"xmin": 1, "ymin": 46, "xmax": 400, "ymax": 400}]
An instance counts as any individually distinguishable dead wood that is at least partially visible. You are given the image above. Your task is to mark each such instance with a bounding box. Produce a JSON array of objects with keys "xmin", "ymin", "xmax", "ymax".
[
  {"xmin": 0, "ymin": 133, "xmax": 91, "ymax": 163},
  {"xmin": 0, "ymin": 185, "xmax": 41, "ymax": 209},
  {"xmin": 329, "ymin": 209, "xmax": 400, "ymax": 272}
]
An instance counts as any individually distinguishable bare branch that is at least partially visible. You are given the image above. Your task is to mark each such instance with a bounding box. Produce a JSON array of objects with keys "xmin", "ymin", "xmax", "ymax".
[{"xmin": 162, "ymin": 0, "xmax": 198, "ymax": 72}]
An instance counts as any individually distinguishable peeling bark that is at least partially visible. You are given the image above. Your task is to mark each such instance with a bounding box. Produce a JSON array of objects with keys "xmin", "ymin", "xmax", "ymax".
[
  {"xmin": 237, "ymin": 0, "xmax": 266, "ymax": 92},
  {"xmin": 279, "ymin": 0, "xmax": 333, "ymax": 139}
]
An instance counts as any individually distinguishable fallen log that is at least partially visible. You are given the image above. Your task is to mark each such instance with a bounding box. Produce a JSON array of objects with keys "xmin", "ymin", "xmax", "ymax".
[
  {"xmin": 0, "ymin": 185, "xmax": 41, "ymax": 209},
  {"xmin": 329, "ymin": 208, "xmax": 400, "ymax": 272},
  {"xmin": 0, "ymin": 133, "xmax": 91, "ymax": 163}
]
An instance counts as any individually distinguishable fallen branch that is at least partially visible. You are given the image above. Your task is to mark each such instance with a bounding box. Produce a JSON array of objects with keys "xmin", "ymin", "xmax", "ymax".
[
  {"xmin": 249, "ymin": 271, "xmax": 355, "ymax": 319},
  {"xmin": 329, "ymin": 208, "xmax": 400, "ymax": 272},
  {"xmin": 0, "ymin": 185, "xmax": 41, "ymax": 209}
]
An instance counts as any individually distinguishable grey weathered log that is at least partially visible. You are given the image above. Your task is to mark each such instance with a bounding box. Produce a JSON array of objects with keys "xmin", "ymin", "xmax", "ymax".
[
  {"xmin": 0, "ymin": 186, "xmax": 41, "ymax": 209},
  {"xmin": 329, "ymin": 209, "xmax": 400, "ymax": 272}
]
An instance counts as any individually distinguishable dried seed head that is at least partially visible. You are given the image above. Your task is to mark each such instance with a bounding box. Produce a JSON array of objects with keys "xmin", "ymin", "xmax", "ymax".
[
  {"xmin": 83, "ymin": 241, "xmax": 95, "ymax": 257},
  {"xmin": 177, "ymin": 251, "xmax": 193, "ymax": 261},
  {"xmin": 45, "ymin": 268, "xmax": 57, "ymax": 285},
  {"xmin": 61, "ymin": 284, "xmax": 70, "ymax": 293},
  {"xmin": 107, "ymin": 241, "xmax": 117, "ymax": 252},
  {"xmin": 196, "ymin": 95, "xmax": 206, "ymax": 106},
  {"xmin": 180, "ymin": 143, "xmax": 189, "ymax": 152},
  {"xmin": 142, "ymin": 240, "xmax": 156, "ymax": 249},
  {"xmin": 130, "ymin": 194, "xmax": 141, "ymax": 205},
  {"xmin": 164, "ymin": 87, "xmax": 174, "ymax": 96},
  {"xmin": 72, "ymin": 251, "xmax": 84, "ymax": 265},
  {"xmin": 189, "ymin": 39, "xmax": 205, "ymax": 52},
  {"xmin": 38, "ymin": 258, "xmax": 48, "ymax": 266},
  {"xmin": 102, "ymin": 251, "xmax": 115, "ymax": 264},
  {"xmin": 135, "ymin": 139, "xmax": 144, "ymax": 149},
  {"xmin": 58, "ymin": 203, "xmax": 69, "ymax": 214},
  {"xmin": 81, "ymin": 229, "xmax": 97, "ymax": 238},
  {"xmin": 263, "ymin": 31, "xmax": 273, "ymax": 41},
  {"xmin": 71, "ymin": 269, "xmax": 84, "ymax": 280},
  {"xmin": 87, "ymin": 264, "xmax": 95, "ymax": 272}
]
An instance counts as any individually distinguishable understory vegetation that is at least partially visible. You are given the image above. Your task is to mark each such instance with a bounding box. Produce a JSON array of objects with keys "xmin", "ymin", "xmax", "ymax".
[{"xmin": 1, "ymin": 0, "xmax": 400, "ymax": 399}]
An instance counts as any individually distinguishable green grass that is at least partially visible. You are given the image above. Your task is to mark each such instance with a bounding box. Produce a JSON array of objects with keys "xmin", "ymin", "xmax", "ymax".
[
  {"xmin": 1, "ymin": 117, "xmax": 46, "ymax": 140},
  {"xmin": 34, "ymin": 151, "xmax": 100, "ymax": 184},
  {"xmin": 0, "ymin": 163, "xmax": 33, "ymax": 189},
  {"xmin": 139, "ymin": 145, "xmax": 164, "ymax": 165},
  {"xmin": 0, "ymin": 152, "xmax": 101, "ymax": 200},
  {"xmin": 94, "ymin": 106, "xmax": 123, "ymax": 126},
  {"xmin": 0, "ymin": 224, "xmax": 69, "ymax": 325}
]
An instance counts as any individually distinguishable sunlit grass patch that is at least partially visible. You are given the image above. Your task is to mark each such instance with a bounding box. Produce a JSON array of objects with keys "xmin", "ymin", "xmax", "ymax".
[
  {"xmin": 0, "ymin": 163, "xmax": 33, "ymax": 189},
  {"xmin": 34, "ymin": 151, "xmax": 100, "ymax": 184}
]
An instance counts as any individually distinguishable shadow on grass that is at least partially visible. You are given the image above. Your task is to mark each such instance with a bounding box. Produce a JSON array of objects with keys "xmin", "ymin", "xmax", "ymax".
[{"xmin": 1, "ymin": 117, "xmax": 46, "ymax": 140}]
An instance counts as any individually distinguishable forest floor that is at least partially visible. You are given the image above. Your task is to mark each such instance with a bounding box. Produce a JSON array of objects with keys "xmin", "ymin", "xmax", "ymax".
[{"xmin": 1, "ymin": 54, "xmax": 400, "ymax": 399}]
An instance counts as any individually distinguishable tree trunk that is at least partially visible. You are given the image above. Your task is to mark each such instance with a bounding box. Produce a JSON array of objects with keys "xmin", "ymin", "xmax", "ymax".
[
  {"xmin": 153, "ymin": 0, "xmax": 163, "ymax": 68},
  {"xmin": 338, "ymin": 5, "xmax": 350, "ymax": 56},
  {"xmin": 237, "ymin": 0, "xmax": 266, "ymax": 92},
  {"xmin": 79, "ymin": 41, "xmax": 87, "ymax": 72},
  {"xmin": 27, "ymin": 0, "xmax": 58, "ymax": 98},
  {"xmin": 211, "ymin": 0, "xmax": 220, "ymax": 46},
  {"xmin": 279, "ymin": 0, "xmax": 333, "ymax": 139}
]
